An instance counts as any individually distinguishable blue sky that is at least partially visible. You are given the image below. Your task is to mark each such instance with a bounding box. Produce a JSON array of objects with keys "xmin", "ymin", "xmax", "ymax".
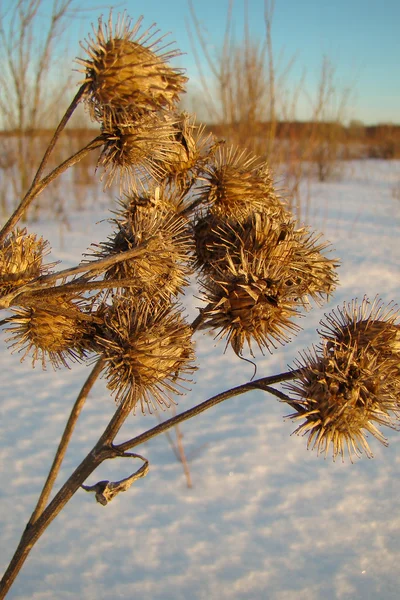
[{"xmin": 26, "ymin": 1, "xmax": 400, "ymax": 124}]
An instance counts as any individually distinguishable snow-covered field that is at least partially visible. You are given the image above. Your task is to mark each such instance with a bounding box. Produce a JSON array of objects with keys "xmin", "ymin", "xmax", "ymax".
[{"xmin": 1, "ymin": 160, "xmax": 399, "ymax": 600}]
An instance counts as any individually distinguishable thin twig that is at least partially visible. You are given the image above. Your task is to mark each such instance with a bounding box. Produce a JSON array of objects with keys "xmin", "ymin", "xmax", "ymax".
[
  {"xmin": 31, "ymin": 85, "xmax": 87, "ymax": 188},
  {"xmin": 0, "ymin": 136, "xmax": 103, "ymax": 245},
  {"xmin": 0, "ymin": 233, "xmax": 156, "ymax": 310},
  {"xmin": 155, "ymin": 408, "xmax": 193, "ymax": 488},
  {"xmin": 115, "ymin": 370, "xmax": 300, "ymax": 454},
  {"xmin": 175, "ymin": 421, "xmax": 193, "ymax": 488}
]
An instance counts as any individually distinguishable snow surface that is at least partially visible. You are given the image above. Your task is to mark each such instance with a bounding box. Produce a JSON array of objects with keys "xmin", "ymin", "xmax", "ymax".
[{"xmin": 1, "ymin": 160, "xmax": 400, "ymax": 599}]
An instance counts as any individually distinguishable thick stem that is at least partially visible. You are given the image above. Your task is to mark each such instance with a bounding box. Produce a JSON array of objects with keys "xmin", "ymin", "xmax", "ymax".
[
  {"xmin": 29, "ymin": 357, "xmax": 106, "ymax": 525},
  {"xmin": 0, "ymin": 446, "xmax": 108, "ymax": 600}
]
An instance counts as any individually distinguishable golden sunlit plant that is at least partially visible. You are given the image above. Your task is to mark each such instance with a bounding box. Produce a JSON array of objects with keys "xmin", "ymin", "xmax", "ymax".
[{"xmin": 0, "ymin": 11, "xmax": 399, "ymax": 599}]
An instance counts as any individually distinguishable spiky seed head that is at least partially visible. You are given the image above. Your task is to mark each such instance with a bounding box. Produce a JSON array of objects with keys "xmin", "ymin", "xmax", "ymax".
[
  {"xmin": 194, "ymin": 211, "xmax": 338, "ymax": 306},
  {"xmin": 119, "ymin": 184, "xmax": 188, "ymax": 216},
  {"xmin": 78, "ymin": 12, "xmax": 187, "ymax": 116},
  {"xmin": 320, "ymin": 296, "xmax": 400, "ymax": 359},
  {"xmin": 89, "ymin": 205, "xmax": 193, "ymax": 300},
  {"xmin": 200, "ymin": 243, "xmax": 302, "ymax": 356},
  {"xmin": 198, "ymin": 145, "xmax": 287, "ymax": 220},
  {"xmin": 285, "ymin": 298, "xmax": 400, "ymax": 461},
  {"xmin": 286, "ymin": 346, "xmax": 400, "ymax": 462},
  {"xmin": 97, "ymin": 298, "xmax": 196, "ymax": 414},
  {"xmin": 194, "ymin": 211, "xmax": 292, "ymax": 275},
  {"xmin": 6, "ymin": 298, "xmax": 93, "ymax": 369},
  {"xmin": 285, "ymin": 228, "xmax": 340, "ymax": 308},
  {"xmin": 98, "ymin": 109, "xmax": 182, "ymax": 192},
  {"xmin": 193, "ymin": 213, "xmax": 228, "ymax": 272},
  {"xmin": 203, "ymin": 276, "xmax": 301, "ymax": 357},
  {"xmin": 0, "ymin": 229, "xmax": 51, "ymax": 298},
  {"xmin": 153, "ymin": 112, "xmax": 212, "ymax": 181}
]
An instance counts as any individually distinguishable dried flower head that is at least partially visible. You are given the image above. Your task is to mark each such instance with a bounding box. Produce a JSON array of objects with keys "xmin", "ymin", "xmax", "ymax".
[
  {"xmin": 0, "ymin": 229, "xmax": 51, "ymax": 299},
  {"xmin": 153, "ymin": 112, "xmax": 212, "ymax": 182},
  {"xmin": 285, "ymin": 298, "xmax": 400, "ymax": 461},
  {"xmin": 6, "ymin": 297, "xmax": 94, "ymax": 369},
  {"xmin": 89, "ymin": 204, "xmax": 193, "ymax": 300},
  {"xmin": 97, "ymin": 298, "xmax": 196, "ymax": 414},
  {"xmin": 288, "ymin": 228, "xmax": 339, "ymax": 307},
  {"xmin": 98, "ymin": 109, "xmax": 182, "ymax": 191},
  {"xmin": 194, "ymin": 212, "xmax": 338, "ymax": 304},
  {"xmin": 202, "ymin": 274, "xmax": 301, "ymax": 357},
  {"xmin": 78, "ymin": 12, "xmax": 187, "ymax": 116},
  {"xmin": 320, "ymin": 296, "xmax": 400, "ymax": 359},
  {"xmin": 197, "ymin": 145, "xmax": 286, "ymax": 220},
  {"xmin": 199, "ymin": 225, "xmax": 304, "ymax": 356},
  {"xmin": 119, "ymin": 184, "xmax": 188, "ymax": 216}
]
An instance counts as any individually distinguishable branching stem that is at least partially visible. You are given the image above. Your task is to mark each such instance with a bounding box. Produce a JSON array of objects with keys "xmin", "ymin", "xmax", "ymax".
[{"xmin": 0, "ymin": 368, "xmax": 299, "ymax": 599}]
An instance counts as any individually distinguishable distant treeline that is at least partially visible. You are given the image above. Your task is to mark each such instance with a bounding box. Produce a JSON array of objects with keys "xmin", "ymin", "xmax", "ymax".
[
  {"xmin": 205, "ymin": 121, "xmax": 400, "ymax": 141},
  {"xmin": 1, "ymin": 122, "xmax": 399, "ymax": 160},
  {"xmin": 0, "ymin": 122, "xmax": 399, "ymax": 140}
]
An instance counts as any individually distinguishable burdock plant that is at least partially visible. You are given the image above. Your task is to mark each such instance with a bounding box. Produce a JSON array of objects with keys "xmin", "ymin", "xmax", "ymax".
[{"xmin": 0, "ymin": 11, "xmax": 398, "ymax": 599}]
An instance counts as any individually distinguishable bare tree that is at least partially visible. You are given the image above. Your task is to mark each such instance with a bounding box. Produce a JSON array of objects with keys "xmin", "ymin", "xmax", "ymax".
[
  {"xmin": 306, "ymin": 56, "xmax": 352, "ymax": 182},
  {"xmin": 187, "ymin": 0, "xmax": 303, "ymax": 213},
  {"xmin": 0, "ymin": 0, "xmax": 78, "ymax": 218}
]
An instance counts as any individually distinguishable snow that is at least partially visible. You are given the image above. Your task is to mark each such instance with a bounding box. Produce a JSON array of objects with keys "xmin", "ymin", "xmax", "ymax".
[{"xmin": 1, "ymin": 160, "xmax": 399, "ymax": 599}]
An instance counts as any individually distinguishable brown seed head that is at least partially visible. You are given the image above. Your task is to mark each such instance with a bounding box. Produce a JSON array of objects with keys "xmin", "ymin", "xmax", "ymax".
[
  {"xmin": 89, "ymin": 205, "xmax": 193, "ymax": 301},
  {"xmin": 194, "ymin": 212, "xmax": 338, "ymax": 306},
  {"xmin": 320, "ymin": 296, "xmax": 400, "ymax": 359},
  {"xmin": 98, "ymin": 109, "xmax": 182, "ymax": 192},
  {"xmin": 288, "ymin": 228, "xmax": 340, "ymax": 308},
  {"xmin": 97, "ymin": 298, "xmax": 196, "ymax": 414},
  {"xmin": 78, "ymin": 12, "xmax": 187, "ymax": 116},
  {"xmin": 118, "ymin": 184, "xmax": 188, "ymax": 216},
  {"xmin": 286, "ymin": 345, "xmax": 400, "ymax": 461},
  {"xmin": 285, "ymin": 297, "xmax": 400, "ymax": 461},
  {"xmin": 0, "ymin": 229, "xmax": 50, "ymax": 298},
  {"xmin": 198, "ymin": 146, "xmax": 286, "ymax": 220},
  {"xmin": 6, "ymin": 297, "xmax": 93, "ymax": 369},
  {"xmin": 194, "ymin": 211, "xmax": 291, "ymax": 275},
  {"xmin": 200, "ymin": 242, "xmax": 302, "ymax": 356},
  {"xmin": 153, "ymin": 112, "xmax": 213, "ymax": 182}
]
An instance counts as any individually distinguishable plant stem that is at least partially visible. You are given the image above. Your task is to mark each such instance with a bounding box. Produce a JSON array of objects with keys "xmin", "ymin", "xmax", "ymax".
[
  {"xmin": 0, "ymin": 444, "xmax": 109, "ymax": 599},
  {"xmin": 0, "ymin": 85, "xmax": 87, "ymax": 245},
  {"xmin": 175, "ymin": 421, "xmax": 193, "ymax": 488},
  {"xmin": 31, "ymin": 86, "xmax": 87, "ymax": 188},
  {"xmin": 0, "ymin": 240, "xmax": 157, "ymax": 309},
  {"xmin": 29, "ymin": 357, "xmax": 106, "ymax": 525},
  {"xmin": 17, "ymin": 278, "xmax": 150, "ymax": 303},
  {"xmin": 115, "ymin": 370, "xmax": 300, "ymax": 453},
  {"xmin": 0, "ymin": 136, "xmax": 103, "ymax": 246}
]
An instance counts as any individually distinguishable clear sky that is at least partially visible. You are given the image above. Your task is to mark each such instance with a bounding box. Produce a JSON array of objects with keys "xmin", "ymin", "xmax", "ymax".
[{"xmin": 16, "ymin": 0, "xmax": 400, "ymax": 124}]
